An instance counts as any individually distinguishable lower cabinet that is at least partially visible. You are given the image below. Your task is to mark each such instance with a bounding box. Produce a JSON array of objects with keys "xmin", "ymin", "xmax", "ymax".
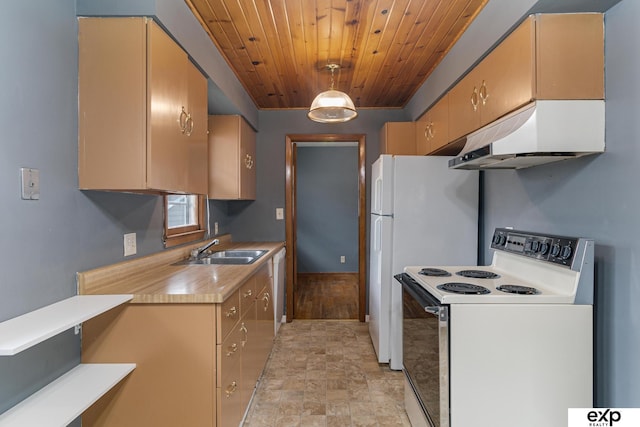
[{"xmin": 82, "ymin": 264, "xmax": 275, "ymax": 427}]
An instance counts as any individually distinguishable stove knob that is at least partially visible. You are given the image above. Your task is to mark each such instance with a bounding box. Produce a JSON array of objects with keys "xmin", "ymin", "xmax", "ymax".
[
  {"xmin": 492, "ymin": 234, "xmax": 502, "ymax": 245},
  {"xmin": 550, "ymin": 243, "xmax": 561, "ymax": 257},
  {"xmin": 539, "ymin": 243, "xmax": 549, "ymax": 255},
  {"xmin": 499, "ymin": 235, "xmax": 507, "ymax": 246},
  {"xmin": 530, "ymin": 241, "xmax": 540, "ymax": 252},
  {"xmin": 560, "ymin": 245, "xmax": 573, "ymax": 260}
]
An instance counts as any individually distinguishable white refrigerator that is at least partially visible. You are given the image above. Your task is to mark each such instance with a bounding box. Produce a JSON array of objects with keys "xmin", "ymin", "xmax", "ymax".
[{"xmin": 369, "ymin": 155, "xmax": 478, "ymax": 370}]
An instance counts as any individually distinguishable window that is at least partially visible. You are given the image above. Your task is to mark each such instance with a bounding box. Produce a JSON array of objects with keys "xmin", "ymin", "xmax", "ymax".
[{"xmin": 164, "ymin": 194, "xmax": 207, "ymax": 247}]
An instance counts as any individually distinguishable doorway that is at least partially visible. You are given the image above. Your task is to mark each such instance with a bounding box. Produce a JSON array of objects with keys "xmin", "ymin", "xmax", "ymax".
[{"xmin": 285, "ymin": 134, "xmax": 366, "ymax": 322}]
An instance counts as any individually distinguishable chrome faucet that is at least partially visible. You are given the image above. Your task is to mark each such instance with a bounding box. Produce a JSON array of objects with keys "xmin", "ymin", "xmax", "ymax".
[{"xmin": 191, "ymin": 238, "xmax": 220, "ymax": 259}]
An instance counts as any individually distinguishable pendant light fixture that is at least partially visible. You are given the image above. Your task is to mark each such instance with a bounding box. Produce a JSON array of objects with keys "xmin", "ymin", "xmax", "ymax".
[{"xmin": 308, "ymin": 63, "xmax": 357, "ymax": 123}]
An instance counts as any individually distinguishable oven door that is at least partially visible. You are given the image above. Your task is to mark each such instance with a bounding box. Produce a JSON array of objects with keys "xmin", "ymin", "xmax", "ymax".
[{"xmin": 396, "ymin": 273, "xmax": 449, "ymax": 427}]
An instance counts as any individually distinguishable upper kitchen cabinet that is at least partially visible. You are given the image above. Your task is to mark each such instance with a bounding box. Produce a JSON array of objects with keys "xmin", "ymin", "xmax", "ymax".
[
  {"xmin": 208, "ymin": 115, "xmax": 256, "ymax": 200},
  {"xmin": 448, "ymin": 13, "xmax": 604, "ymax": 143},
  {"xmin": 78, "ymin": 17, "xmax": 208, "ymax": 194},
  {"xmin": 380, "ymin": 122, "xmax": 416, "ymax": 155},
  {"xmin": 416, "ymin": 94, "xmax": 449, "ymax": 155}
]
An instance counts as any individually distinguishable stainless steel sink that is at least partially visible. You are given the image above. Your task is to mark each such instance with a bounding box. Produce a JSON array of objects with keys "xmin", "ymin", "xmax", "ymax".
[
  {"xmin": 174, "ymin": 249, "xmax": 268, "ymax": 265},
  {"xmin": 208, "ymin": 250, "xmax": 267, "ymax": 259}
]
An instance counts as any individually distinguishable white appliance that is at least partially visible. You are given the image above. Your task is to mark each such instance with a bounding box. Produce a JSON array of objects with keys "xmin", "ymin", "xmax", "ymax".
[
  {"xmin": 449, "ymin": 100, "xmax": 605, "ymax": 170},
  {"xmin": 272, "ymin": 247, "xmax": 286, "ymax": 334},
  {"xmin": 398, "ymin": 228, "xmax": 594, "ymax": 427},
  {"xmin": 368, "ymin": 155, "xmax": 478, "ymax": 370}
]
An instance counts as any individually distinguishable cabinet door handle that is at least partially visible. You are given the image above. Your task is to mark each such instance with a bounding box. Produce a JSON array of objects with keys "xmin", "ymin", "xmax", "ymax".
[
  {"xmin": 424, "ymin": 125, "xmax": 430, "ymax": 140},
  {"xmin": 179, "ymin": 106, "xmax": 188, "ymax": 133},
  {"xmin": 225, "ymin": 306, "xmax": 238, "ymax": 318},
  {"xmin": 225, "ymin": 381, "xmax": 237, "ymax": 398},
  {"xmin": 240, "ymin": 322, "xmax": 248, "ymax": 345},
  {"xmin": 470, "ymin": 87, "xmax": 479, "ymax": 111},
  {"xmin": 244, "ymin": 153, "xmax": 254, "ymax": 169},
  {"xmin": 262, "ymin": 292, "xmax": 270, "ymax": 312},
  {"xmin": 226, "ymin": 342, "xmax": 238, "ymax": 357},
  {"xmin": 479, "ymin": 80, "xmax": 488, "ymax": 105},
  {"xmin": 243, "ymin": 289, "xmax": 253, "ymax": 298},
  {"xmin": 427, "ymin": 122, "xmax": 434, "ymax": 139},
  {"xmin": 184, "ymin": 113, "xmax": 194, "ymax": 136}
]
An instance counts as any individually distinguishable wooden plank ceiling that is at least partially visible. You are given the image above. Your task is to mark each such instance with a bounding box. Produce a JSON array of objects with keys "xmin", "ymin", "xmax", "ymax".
[{"xmin": 185, "ymin": 0, "xmax": 488, "ymax": 110}]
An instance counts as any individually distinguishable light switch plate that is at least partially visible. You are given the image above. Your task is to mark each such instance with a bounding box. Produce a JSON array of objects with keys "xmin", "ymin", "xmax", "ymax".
[
  {"xmin": 20, "ymin": 168, "xmax": 40, "ymax": 200},
  {"xmin": 276, "ymin": 208, "xmax": 284, "ymax": 220}
]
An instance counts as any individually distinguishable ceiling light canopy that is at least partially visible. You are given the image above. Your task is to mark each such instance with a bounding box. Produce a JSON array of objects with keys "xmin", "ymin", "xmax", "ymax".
[{"xmin": 308, "ymin": 64, "xmax": 357, "ymax": 123}]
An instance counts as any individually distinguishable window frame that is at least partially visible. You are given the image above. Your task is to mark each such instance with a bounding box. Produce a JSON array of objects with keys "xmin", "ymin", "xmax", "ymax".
[{"xmin": 163, "ymin": 194, "xmax": 207, "ymax": 248}]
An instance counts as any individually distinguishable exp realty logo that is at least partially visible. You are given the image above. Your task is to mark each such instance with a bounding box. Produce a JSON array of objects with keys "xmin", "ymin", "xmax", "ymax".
[{"xmin": 568, "ymin": 408, "xmax": 640, "ymax": 426}]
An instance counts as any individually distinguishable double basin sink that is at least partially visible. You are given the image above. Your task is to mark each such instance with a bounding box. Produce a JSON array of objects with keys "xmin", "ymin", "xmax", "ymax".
[{"xmin": 175, "ymin": 249, "xmax": 268, "ymax": 266}]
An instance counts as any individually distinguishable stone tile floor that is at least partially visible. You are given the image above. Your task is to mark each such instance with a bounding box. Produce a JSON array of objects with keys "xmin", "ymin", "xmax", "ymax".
[{"xmin": 243, "ymin": 320, "xmax": 411, "ymax": 427}]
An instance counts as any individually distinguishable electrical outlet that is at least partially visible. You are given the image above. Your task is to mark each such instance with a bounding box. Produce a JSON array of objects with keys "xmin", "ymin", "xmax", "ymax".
[
  {"xmin": 124, "ymin": 233, "xmax": 137, "ymax": 256},
  {"xmin": 340, "ymin": 256, "xmax": 346, "ymax": 264},
  {"xmin": 214, "ymin": 222, "xmax": 219, "ymax": 235},
  {"xmin": 276, "ymin": 208, "xmax": 284, "ymax": 220}
]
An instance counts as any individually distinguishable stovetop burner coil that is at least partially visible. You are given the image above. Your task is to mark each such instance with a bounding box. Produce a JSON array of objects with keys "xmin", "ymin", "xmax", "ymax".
[
  {"xmin": 496, "ymin": 284, "xmax": 540, "ymax": 295},
  {"xmin": 419, "ymin": 268, "xmax": 451, "ymax": 277},
  {"xmin": 456, "ymin": 270, "xmax": 501, "ymax": 279},
  {"xmin": 437, "ymin": 282, "xmax": 491, "ymax": 295}
]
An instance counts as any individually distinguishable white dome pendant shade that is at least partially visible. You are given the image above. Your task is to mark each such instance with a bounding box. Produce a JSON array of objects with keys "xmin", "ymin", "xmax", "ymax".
[{"xmin": 308, "ymin": 64, "xmax": 358, "ymax": 123}]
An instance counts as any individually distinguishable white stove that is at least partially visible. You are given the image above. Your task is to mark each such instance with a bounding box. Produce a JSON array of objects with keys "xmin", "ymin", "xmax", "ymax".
[
  {"xmin": 399, "ymin": 228, "xmax": 595, "ymax": 427},
  {"xmin": 405, "ymin": 227, "xmax": 594, "ymax": 305}
]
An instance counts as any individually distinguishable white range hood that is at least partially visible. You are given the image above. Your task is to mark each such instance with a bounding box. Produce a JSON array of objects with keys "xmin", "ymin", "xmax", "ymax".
[{"xmin": 448, "ymin": 100, "xmax": 605, "ymax": 170}]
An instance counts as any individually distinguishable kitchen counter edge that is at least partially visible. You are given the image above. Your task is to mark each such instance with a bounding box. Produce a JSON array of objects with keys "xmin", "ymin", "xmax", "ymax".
[{"xmin": 77, "ymin": 240, "xmax": 285, "ymax": 304}]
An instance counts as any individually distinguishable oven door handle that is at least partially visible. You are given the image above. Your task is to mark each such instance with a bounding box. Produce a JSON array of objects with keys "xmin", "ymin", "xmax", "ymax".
[{"xmin": 395, "ymin": 273, "xmax": 443, "ymax": 309}]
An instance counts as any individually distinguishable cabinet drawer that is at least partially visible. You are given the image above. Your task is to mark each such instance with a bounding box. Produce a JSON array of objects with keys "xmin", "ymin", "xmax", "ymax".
[
  {"xmin": 217, "ymin": 352, "xmax": 243, "ymax": 427},
  {"xmin": 217, "ymin": 323, "xmax": 243, "ymax": 387},
  {"xmin": 217, "ymin": 290, "xmax": 240, "ymax": 343},
  {"xmin": 239, "ymin": 276, "xmax": 257, "ymax": 314}
]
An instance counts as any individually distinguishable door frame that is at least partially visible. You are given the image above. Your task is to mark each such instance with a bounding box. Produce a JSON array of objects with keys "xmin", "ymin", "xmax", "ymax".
[{"xmin": 285, "ymin": 134, "xmax": 366, "ymax": 322}]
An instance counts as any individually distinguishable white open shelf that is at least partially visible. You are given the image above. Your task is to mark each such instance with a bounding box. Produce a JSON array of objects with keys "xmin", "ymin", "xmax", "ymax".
[
  {"xmin": 0, "ymin": 363, "xmax": 136, "ymax": 426},
  {"xmin": 0, "ymin": 295, "xmax": 132, "ymax": 356}
]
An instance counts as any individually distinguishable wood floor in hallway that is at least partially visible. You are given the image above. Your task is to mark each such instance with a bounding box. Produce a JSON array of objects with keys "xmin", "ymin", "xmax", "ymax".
[{"xmin": 294, "ymin": 273, "xmax": 359, "ymax": 320}]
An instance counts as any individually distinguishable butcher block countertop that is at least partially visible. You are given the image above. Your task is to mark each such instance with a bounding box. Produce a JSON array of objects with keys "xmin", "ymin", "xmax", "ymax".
[{"xmin": 77, "ymin": 237, "xmax": 285, "ymax": 304}]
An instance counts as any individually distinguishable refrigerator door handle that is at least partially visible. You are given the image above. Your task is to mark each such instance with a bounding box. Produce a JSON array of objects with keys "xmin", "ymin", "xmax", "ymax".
[
  {"xmin": 374, "ymin": 216, "xmax": 382, "ymax": 251},
  {"xmin": 374, "ymin": 176, "xmax": 382, "ymax": 213}
]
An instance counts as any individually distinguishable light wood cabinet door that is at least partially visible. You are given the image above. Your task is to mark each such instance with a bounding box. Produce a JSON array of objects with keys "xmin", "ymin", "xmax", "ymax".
[
  {"xmin": 448, "ymin": 66, "xmax": 483, "ymax": 142},
  {"xmin": 380, "ymin": 122, "xmax": 416, "ymax": 155},
  {"xmin": 78, "ymin": 17, "xmax": 207, "ymax": 194},
  {"xmin": 475, "ymin": 17, "xmax": 535, "ymax": 128},
  {"xmin": 186, "ymin": 61, "xmax": 209, "ymax": 195},
  {"xmin": 146, "ymin": 20, "xmax": 189, "ymax": 193},
  {"xmin": 416, "ymin": 94, "xmax": 450, "ymax": 155},
  {"xmin": 217, "ymin": 322, "xmax": 244, "ymax": 427},
  {"xmin": 239, "ymin": 117, "xmax": 257, "ymax": 199},
  {"xmin": 208, "ymin": 115, "xmax": 257, "ymax": 200},
  {"xmin": 82, "ymin": 304, "xmax": 216, "ymax": 427}
]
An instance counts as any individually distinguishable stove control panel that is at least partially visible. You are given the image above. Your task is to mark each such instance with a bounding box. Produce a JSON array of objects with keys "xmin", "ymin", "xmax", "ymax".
[{"xmin": 490, "ymin": 228, "xmax": 579, "ymax": 267}]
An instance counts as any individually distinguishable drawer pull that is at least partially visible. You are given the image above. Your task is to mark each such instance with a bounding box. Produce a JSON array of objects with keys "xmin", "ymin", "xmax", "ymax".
[
  {"xmin": 262, "ymin": 292, "xmax": 270, "ymax": 311},
  {"xmin": 225, "ymin": 381, "xmax": 237, "ymax": 398},
  {"xmin": 240, "ymin": 322, "xmax": 248, "ymax": 344},
  {"xmin": 226, "ymin": 342, "xmax": 238, "ymax": 356},
  {"xmin": 225, "ymin": 306, "xmax": 238, "ymax": 318},
  {"xmin": 479, "ymin": 80, "xmax": 489, "ymax": 105},
  {"xmin": 179, "ymin": 106, "xmax": 188, "ymax": 133},
  {"xmin": 243, "ymin": 289, "xmax": 253, "ymax": 298},
  {"xmin": 471, "ymin": 87, "xmax": 479, "ymax": 111}
]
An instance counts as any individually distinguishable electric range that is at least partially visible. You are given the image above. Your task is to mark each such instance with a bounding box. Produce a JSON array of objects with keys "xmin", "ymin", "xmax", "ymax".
[{"xmin": 397, "ymin": 228, "xmax": 595, "ymax": 427}]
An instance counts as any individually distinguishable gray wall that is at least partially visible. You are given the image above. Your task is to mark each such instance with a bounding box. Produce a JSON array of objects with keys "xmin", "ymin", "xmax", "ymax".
[
  {"xmin": 479, "ymin": 0, "xmax": 640, "ymax": 407},
  {"xmin": 296, "ymin": 146, "xmax": 359, "ymax": 273},
  {"xmin": 217, "ymin": 108, "xmax": 409, "ymax": 242}
]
